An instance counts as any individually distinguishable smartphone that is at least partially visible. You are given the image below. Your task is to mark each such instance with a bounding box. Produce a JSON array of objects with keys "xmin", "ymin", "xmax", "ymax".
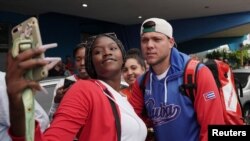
[
  {"xmin": 11, "ymin": 17, "xmax": 48, "ymax": 81},
  {"xmin": 63, "ymin": 79, "xmax": 75, "ymax": 89}
]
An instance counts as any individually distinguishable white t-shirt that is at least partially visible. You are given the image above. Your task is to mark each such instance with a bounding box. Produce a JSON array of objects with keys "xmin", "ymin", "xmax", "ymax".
[{"xmin": 100, "ymin": 80, "xmax": 147, "ymax": 141}]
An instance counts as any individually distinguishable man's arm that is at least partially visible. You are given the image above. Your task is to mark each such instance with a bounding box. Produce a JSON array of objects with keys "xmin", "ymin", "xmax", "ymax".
[
  {"xmin": 129, "ymin": 80, "xmax": 145, "ymax": 117},
  {"xmin": 194, "ymin": 66, "xmax": 225, "ymax": 141},
  {"xmin": 129, "ymin": 79, "xmax": 154, "ymax": 128}
]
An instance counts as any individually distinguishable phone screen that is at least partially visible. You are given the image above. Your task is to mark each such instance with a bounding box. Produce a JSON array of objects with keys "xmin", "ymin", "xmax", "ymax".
[{"xmin": 63, "ymin": 79, "xmax": 75, "ymax": 89}]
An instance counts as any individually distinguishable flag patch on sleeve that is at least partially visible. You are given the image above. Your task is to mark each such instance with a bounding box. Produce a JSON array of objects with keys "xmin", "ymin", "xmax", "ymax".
[{"xmin": 203, "ymin": 91, "xmax": 216, "ymax": 101}]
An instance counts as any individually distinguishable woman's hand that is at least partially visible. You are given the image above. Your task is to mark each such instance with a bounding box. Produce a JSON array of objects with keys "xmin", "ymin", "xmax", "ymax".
[
  {"xmin": 6, "ymin": 43, "xmax": 59, "ymax": 136},
  {"xmin": 6, "ymin": 47, "xmax": 48, "ymax": 98}
]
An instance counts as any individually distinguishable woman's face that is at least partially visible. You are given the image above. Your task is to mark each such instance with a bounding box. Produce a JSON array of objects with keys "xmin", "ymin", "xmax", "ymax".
[
  {"xmin": 75, "ymin": 47, "xmax": 89, "ymax": 79},
  {"xmin": 91, "ymin": 36, "xmax": 123, "ymax": 79},
  {"xmin": 122, "ymin": 58, "xmax": 145, "ymax": 85}
]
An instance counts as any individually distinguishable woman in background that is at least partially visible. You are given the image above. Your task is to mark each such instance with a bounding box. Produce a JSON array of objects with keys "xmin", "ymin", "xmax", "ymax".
[{"xmin": 121, "ymin": 48, "xmax": 146, "ymax": 100}]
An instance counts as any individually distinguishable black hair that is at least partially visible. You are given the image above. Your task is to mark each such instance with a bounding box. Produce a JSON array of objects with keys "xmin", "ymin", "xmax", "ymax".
[
  {"xmin": 126, "ymin": 48, "xmax": 145, "ymax": 59},
  {"xmin": 123, "ymin": 48, "xmax": 146, "ymax": 70},
  {"xmin": 85, "ymin": 34, "xmax": 126, "ymax": 79},
  {"xmin": 73, "ymin": 42, "xmax": 87, "ymax": 58},
  {"xmin": 143, "ymin": 21, "xmax": 156, "ymax": 29}
]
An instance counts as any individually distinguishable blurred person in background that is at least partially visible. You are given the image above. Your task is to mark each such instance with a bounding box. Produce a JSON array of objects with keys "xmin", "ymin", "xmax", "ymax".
[
  {"xmin": 48, "ymin": 42, "xmax": 89, "ymax": 120},
  {"xmin": 121, "ymin": 48, "xmax": 146, "ymax": 100}
]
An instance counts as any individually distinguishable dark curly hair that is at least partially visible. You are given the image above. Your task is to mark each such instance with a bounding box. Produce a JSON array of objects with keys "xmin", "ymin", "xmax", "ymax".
[
  {"xmin": 85, "ymin": 34, "xmax": 126, "ymax": 79},
  {"xmin": 73, "ymin": 42, "xmax": 87, "ymax": 58},
  {"xmin": 123, "ymin": 50, "xmax": 146, "ymax": 70}
]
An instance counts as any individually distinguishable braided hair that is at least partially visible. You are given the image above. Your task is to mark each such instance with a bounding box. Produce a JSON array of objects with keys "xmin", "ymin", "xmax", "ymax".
[{"xmin": 85, "ymin": 34, "xmax": 126, "ymax": 79}]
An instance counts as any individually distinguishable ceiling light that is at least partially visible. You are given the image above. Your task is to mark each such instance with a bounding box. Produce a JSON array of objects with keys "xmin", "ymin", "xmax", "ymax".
[
  {"xmin": 138, "ymin": 16, "xmax": 142, "ymax": 19},
  {"xmin": 82, "ymin": 3, "xmax": 88, "ymax": 7}
]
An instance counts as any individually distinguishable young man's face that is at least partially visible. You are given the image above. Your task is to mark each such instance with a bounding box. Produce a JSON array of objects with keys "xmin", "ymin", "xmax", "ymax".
[{"xmin": 140, "ymin": 32, "xmax": 174, "ymax": 67}]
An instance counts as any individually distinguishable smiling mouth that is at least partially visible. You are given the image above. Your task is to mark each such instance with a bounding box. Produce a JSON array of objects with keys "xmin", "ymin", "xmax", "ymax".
[
  {"xmin": 79, "ymin": 68, "xmax": 86, "ymax": 71},
  {"xmin": 102, "ymin": 58, "xmax": 116, "ymax": 64},
  {"xmin": 128, "ymin": 78, "xmax": 135, "ymax": 82}
]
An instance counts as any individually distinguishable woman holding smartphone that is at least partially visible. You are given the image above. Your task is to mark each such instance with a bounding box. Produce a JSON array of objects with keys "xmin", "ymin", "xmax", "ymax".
[{"xmin": 7, "ymin": 33, "xmax": 147, "ymax": 141}]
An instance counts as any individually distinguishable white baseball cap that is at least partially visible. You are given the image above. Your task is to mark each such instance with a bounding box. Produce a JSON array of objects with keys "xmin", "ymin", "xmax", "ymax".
[{"xmin": 140, "ymin": 18, "xmax": 173, "ymax": 38}]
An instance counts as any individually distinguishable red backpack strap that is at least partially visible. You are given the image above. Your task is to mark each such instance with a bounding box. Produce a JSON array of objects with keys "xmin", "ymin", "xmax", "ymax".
[{"xmin": 180, "ymin": 59, "xmax": 200, "ymax": 103}]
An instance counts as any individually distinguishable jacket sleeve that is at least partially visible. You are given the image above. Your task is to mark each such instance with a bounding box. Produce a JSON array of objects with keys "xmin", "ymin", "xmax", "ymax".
[
  {"xmin": 9, "ymin": 121, "xmax": 43, "ymax": 141},
  {"xmin": 128, "ymin": 80, "xmax": 144, "ymax": 117},
  {"xmin": 129, "ymin": 77, "xmax": 154, "ymax": 128},
  {"xmin": 195, "ymin": 66, "xmax": 225, "ymax": 141}
]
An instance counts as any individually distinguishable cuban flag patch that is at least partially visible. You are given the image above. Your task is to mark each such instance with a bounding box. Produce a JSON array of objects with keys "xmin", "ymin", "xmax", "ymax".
[{"xmin": 203, "ymin": 91, "xmax": 216, "ymax": 101}]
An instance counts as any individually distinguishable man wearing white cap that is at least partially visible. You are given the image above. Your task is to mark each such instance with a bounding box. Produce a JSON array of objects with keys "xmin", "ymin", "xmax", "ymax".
[{"xmin": 129, "ymin": 18, "xmax": 225, "ymax": 141}]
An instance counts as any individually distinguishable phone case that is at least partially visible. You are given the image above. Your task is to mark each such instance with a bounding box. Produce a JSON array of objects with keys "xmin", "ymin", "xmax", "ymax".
[{"xmin": 11, "ymin": 17, "xmax": 48, "ymax": 81}]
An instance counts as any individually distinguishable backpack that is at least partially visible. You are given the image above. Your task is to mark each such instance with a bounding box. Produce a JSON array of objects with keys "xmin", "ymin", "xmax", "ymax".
[
  {"xmin": 139, "ymin": 59, "xmax": 245, "ymax": 125},
  {"xmin": 180, "ymin": 59, "xmax": 245, "ymax": 125}
]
